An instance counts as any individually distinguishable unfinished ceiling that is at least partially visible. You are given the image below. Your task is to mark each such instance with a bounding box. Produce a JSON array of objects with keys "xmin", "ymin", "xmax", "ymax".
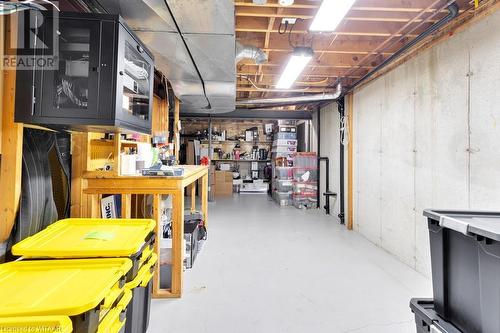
[{"xmin": 235, "ymin": 0, "xmax": 475, "ymax": 108}]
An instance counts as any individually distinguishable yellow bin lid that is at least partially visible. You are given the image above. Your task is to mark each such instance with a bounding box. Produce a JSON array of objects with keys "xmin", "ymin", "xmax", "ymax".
[
  {"xmin": 0, "ymin": 316, "xmax": 72, "ymax": 333},
  {"xmin": 12, "ymin": 218, "xmax": 155, "ymax": 258},
  {"xmin": 0, "ymin": 258, "xmax": 132, "ymax": 317}
]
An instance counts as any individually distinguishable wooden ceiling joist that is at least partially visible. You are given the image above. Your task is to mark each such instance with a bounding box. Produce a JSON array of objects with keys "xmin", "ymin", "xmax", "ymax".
[{"xmin": 234, "ymin": 0, "xmax": 474, "ymax": 108}]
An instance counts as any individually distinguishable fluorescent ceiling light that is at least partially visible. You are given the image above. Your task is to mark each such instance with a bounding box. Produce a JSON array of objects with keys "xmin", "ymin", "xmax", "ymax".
[
  {"xmin": 276, "ymin": 47, "xmax": 314, "ymax": 89},
  {"xmin": 309, "ymin": 0, "xmax": 356, "ymax": 32}
]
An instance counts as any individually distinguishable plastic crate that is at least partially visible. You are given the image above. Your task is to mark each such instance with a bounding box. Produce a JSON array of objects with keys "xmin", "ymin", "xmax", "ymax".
[
  {"xmin": 12, "ymin": 218, "xmax": 156, "ymax": 283},
  {"xmin": 274, "ymin": 166, "xmax": 293, "ymax": 180},
  {"xmin": 0, "ymin": 258, "xmax": 132, "ymax": 333},
  {"xmin": 293, "ymin": 168, "xmax": 318, "ymax": 182},
  {"xmin": 410, "ymin": 298, "xmax": 462, "ymax": 333},
  {"xmin": 292, "ymin": 182, "xmax": 318, "ymax": 196},
  {"xmin": 275, "ymin": 132, "xmax": 297, "ymax": 140},
  {"xmin": 272, "ymin": 145, "xmax": 297, "ymax": 153},
  {"xmin": 124, "ymin": 254, "xmax": 157, "ymax": 333},
  {"xmin": 273, "ymin": 191, "xmax": 292, "ymax": 206},
  {"xmin": 273, "ymin": 139, "xmax": 297, "ymax": 146},
  {"xmin": 424, "ymin": 209, "xmax": 500, "ymax": 333},
  {"xmin": 293, "ymin": 153, "xmax": 317, "ymax": 168},
  {"xmin": 293, "ymin": 194, "xmax": 317, "ymax": 209},
  {"xmin": 275, "ymin": 179, "xmax": 293, "ymax": 192},
  {"xmin": 97, "ymin": 289, "xmax": 132, "ymax": 333}
]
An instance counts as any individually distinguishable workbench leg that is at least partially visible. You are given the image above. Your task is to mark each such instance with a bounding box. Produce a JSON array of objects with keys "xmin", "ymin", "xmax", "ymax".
[
  {"xmin": 190, "ymin": 184, "xmax": 196, "ymax": 212},
  {"xmin": 121, "ymin": 194, "xmax": 131, "ymax": 219},
  {"xmin": 152, "ymin": 194, "xmax": 161, "ymax": 297},
  {"xmin": 171, "ymin": 189, "xmax": 184, "ymax": 297},
  {"xmin": 201, "ymin": 174, "xmax": 208, "ymax": 228},
  {"xmin": 90, "ymin": 194, "xmax": 101, "ymax": 218}
]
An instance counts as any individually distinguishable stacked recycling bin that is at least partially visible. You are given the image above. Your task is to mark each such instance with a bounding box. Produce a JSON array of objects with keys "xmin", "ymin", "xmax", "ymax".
[
  {"xmin": 271, "ymin": 121, "xmax": 297, "ymax": 206},
  {"xmin": 411, "ymin": 210, "xmax": 500, "ymax": 333},
  {"xmin": 0, "ymin": 218, "xmax": 157, "ymax": 333},
  {"xmin": 292, "ymin": 153, "xmax": 318, "ymax": 209}
]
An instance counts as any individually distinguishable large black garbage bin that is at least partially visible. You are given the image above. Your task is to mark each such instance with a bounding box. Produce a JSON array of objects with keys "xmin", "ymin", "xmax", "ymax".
[
  {"xmin": 424, "ymin": 209, "xmax": 500, "ymax": 333},
  {"xmin": 410, "ymin": 298, "xmax": 461, "ymax": 333}
]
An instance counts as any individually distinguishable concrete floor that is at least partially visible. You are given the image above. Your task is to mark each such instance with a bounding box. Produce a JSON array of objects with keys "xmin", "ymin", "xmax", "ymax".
[{"xmin": 149, "ymin": 195, "xmax": 432, "ymax": 333}]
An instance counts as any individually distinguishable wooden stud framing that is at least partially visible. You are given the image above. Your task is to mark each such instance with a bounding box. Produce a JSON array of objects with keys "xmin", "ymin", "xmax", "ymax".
[
  {"xmin": 174, "ymin": 97, "xmax": 180, "ymax": 161},
  {"xmin": 0, "ymin": 15, "xmax": 23, "ymax": 241}
]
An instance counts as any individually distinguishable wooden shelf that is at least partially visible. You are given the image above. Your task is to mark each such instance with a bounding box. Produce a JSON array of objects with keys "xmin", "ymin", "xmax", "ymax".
[
  {"xmin": 201, "ymin": 140, "xmax": 272, "ymax": 144},
  {"xmin": 212, "ymin": 159, "xmax": 271, "ymax": 162},
  {"xmin": 121, "ymin": 139, "xmax": 140, "ymax": 145}
]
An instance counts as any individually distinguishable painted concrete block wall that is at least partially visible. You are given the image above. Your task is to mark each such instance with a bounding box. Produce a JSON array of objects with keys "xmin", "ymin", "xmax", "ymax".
[
  {"xmin": 318, "ymin": 102, "xmax": 341, "ymax": 221},
  {"xmin": 353, "ymin": 9, "xmax": 500, "ymax": 277}
]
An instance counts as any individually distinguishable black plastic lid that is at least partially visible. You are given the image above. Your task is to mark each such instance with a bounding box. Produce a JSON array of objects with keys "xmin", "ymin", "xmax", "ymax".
[{"xmin": 424, "ymin": 209, "xmax": 500, "ymax": 241}]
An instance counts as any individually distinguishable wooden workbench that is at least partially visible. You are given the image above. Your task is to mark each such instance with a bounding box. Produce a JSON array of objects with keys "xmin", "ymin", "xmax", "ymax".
[{"xmin": 83, "ymin": 165, "xmax": 208, "ymax": 298}]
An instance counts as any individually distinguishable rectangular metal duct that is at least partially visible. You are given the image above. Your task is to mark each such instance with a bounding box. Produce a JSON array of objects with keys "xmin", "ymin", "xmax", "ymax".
[{"xmin": 96, "ymin": 0, "xmax": 236, "ymax": 114}]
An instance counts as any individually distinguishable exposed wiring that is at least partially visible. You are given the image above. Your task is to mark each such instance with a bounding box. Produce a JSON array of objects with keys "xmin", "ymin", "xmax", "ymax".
[
  {"xmin": 278, "ymin": 20, "xmax": 289, "ymax": 34},
  {"xmin": 296, "ymin": 77, "xmax": 329, "ymax": 85},
  {"xmin": 287, "ymin": 18, "xmax": 314, "ymax": 49},
  {"xmin": 340, "ymin": 115, "xmax": 349, "ymax": 146},
  {"xmin": 238, "ymin": 74, "xmax": 310, "ymax": 92}
]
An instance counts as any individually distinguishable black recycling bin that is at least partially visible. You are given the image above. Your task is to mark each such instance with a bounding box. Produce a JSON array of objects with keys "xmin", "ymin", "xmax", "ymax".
[
  {"xmin": 410, "ymin": 298, "xmax": 461, "ymax": 333},
  {"xmin": 424, "ymin": 209, "xmax": 500, "ymax": 333}
]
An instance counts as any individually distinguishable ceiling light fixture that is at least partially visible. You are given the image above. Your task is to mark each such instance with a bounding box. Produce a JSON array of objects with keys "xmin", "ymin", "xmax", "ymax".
[
  {"xmin": 309, "ymin": 0, "xmax": 356, "ymax": 32},
  {"xmin": 276, "ymin": 47, "xmax": 314, "ymax": 89}
]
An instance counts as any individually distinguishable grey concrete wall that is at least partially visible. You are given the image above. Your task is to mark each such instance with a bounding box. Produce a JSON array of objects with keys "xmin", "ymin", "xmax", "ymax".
[
  {"xmin": 318, "ymin": 102, "xmax": 341, "ymax": 221},
  {"xmin": 352, "ymin": 9, "xmax": 500, "ymax": 276}
]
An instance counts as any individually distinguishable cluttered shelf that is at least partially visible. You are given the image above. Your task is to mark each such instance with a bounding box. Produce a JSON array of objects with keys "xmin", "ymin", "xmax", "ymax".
[
  {"xmin": 211, "ymin": 159, "xmax": 271, "ymax": 163},
  {"xmin": 201, "ymin": 140, "xmax": 272, "ymax": 145}
]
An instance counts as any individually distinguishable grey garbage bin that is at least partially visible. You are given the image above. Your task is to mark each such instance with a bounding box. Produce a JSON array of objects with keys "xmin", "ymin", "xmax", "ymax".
[{"xmin": 424, "ymin": 209, "xmax": 500, "ymax": 333}]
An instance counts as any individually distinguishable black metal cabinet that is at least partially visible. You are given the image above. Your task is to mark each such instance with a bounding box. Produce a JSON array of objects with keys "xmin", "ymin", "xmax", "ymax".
[{"xmin": 15, "ymin": 12, "xmax": 154, "ymax": 134}]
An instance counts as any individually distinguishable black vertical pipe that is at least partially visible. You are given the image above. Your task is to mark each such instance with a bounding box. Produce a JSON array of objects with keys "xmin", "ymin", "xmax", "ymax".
[
  {"xmin": 338, "ymin": 98, "xmax": 345, "ymax": 224},
  {"xmin": 208, "ymin": 116, "xmax": 214, "ymax": 202},
  {"xmin": 316, "ymin": 106, "xmax": 321, "ymax": 206}
]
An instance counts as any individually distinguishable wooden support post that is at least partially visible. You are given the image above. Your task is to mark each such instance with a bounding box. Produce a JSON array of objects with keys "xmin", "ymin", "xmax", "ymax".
[
  {"xmin": 347, "ymin": 93, "xmax": 354, "ymax": 231},
  {"xmin": 90, "ymin": 194, "xmax": 101, "ymax": 218},
  {"xmin": 190, "ymin": 184, "xmax": 196, "ymax": 212},
  {"xmin": 121, "ymin": 194, "xmax": 131, "ymax": 219},
  {"xmin": 174, "ymin": 97, "xmax": 180, "ymax": 162},
  {"xmin": 171, "ymin": 188, "xmax": 184, "ymax": 297},
  {"xmin": 152, "ymin": 194, "xmax": 161, "ymax": 296},
  {"xmin": 0, "ymin": 15, "xmax": 23, "ymax": 242},
  {"xmin": 70, "ymin": 133, "xmax": 89, "ymax": 218},
  {"xmin": 201, "ymin": 173, "xmax": 208, "ymax": 227},
  {"xmin": 113, "ymin": 133, "xmax": 121, "ymax": 176}
]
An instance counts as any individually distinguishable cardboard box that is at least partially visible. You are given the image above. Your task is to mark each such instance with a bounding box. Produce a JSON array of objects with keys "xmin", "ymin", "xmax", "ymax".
[
  {"xmin": 214, "ymin": 182, "xmax": 232, "ymax": 196},
  {"xmin": 213, "ymin": 170, "xmax": 233, "ymax": 197}
]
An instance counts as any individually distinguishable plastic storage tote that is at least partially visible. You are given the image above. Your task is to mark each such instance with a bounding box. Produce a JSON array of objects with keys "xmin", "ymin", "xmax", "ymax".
[
  {"xmin": 273, "ymin": 191, "xmax": 292, "ymax": 206},
  {"xmin": 293, "ymin": 168, "xmax": 318, "ymax": 183},
  {"xmin": 0, "ymin": 316, "xmax": 73, "ymax": 333},
  {"xmin": 275, "ymin": 179, "xmax": 293, "ymax": 192},
  {"xmin": 292, "ymin": 182, "xmax": 318, "ymax": 196},
  {"xmin": 274, "ymin": 166, "xmax": 293, "ymax": 180},
  {"xmin": 97, "ymin": 289, "xmax": 132, "ymax": 333},
  {"xmin": 0, "ymin": 258, "xmax": 132, "ymax": 333},
  {"xmin": 293, "ymin": 153, "xmax": 317, "ymax": 169},
  {"xmin": 424, "ymin": 209, "xmax": 500, "ymax": 333},
  {"xmin": 410, "ymin": 298, "xmax": 461, "ymax": 333},
  {"xmin": 124, "ymin": 254, "xmax": 157, "ymax": 333},
  {"xmin": 293, "ymin": 194, "xmax": 317, "ymax": 209},
  {"xmin": 275, "ymin": 132, "xmax": 297, "ymax": 140},
  {"xmin": 12, "ymin": 218, "xmax": 155, "ymax": 282}
]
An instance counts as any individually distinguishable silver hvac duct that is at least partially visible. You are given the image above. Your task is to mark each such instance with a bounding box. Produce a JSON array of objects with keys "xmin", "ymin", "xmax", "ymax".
[
  {"xmin": 236, "ymin": 83, "xmax": 342, "ymax": 107},
  {"xmin": 236, "ymin": 41, "xmax": 268, "ymax": 65}
]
